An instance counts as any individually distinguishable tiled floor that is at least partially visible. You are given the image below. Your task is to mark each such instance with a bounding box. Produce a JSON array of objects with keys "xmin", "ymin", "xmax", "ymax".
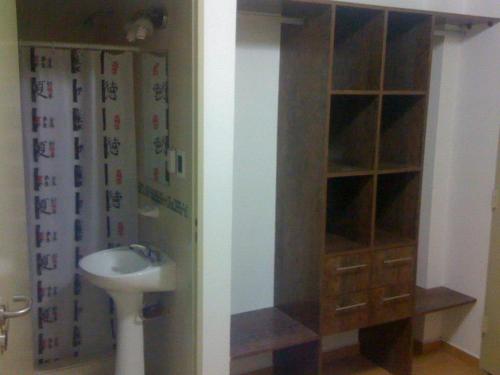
[{"xmin": 247, "ymin": 348, "xmax": 483, "ymax": 375}]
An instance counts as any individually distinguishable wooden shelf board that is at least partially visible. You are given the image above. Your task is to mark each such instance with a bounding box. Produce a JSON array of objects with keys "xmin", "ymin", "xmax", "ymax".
[
  {"xmin": 237, "ymin": 369, "xmax": 274, "ymax": 375},
  {"xmin": 331, "ymin": 90, "xmax": 380, "ymax": 95},
  {"xmin": 328, "ymin": 161, "xmax": 375, "ymax": 177},
  {"xmin": 325, "ymin": 233, "xmax": 370, "ymax": 254},
  {"xmin": 415, "ymin": 286, "xmax": 476, "ymax": 316},
  {"xmin": 377, "ymin": 164, "xmax": 421, "ymax": 175},
  {"xmin": 374, "ymin": 229, "xmax": 416, "ymax": 249},
  {"xmin": 230, "ymin": 307, "xmax": 319, "ymax": 359},
  {"xmin": 383, "ymin": 90, "xmax": 427, "ymax": 96}
]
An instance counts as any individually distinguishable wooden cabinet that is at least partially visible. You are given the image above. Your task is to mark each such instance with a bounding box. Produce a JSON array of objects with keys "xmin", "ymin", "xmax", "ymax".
[{"xmin": 232, "ymin": 1, "xmax": 491, "ymax": 374}]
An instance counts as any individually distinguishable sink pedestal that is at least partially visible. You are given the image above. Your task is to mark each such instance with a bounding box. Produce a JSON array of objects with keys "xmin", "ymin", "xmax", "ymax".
[
  {"xmin": 108, "ymin": 291, "xmax": 145, "ymax": 375},
  {"xmin": 79, "ymin": 246, "xmax": 176, "ymax": 375}
]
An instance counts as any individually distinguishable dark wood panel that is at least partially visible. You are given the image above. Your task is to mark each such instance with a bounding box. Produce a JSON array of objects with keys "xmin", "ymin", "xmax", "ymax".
[
  {"xmin": 359, "ymin": 318, "xmax": 413, "ymax": 375},
  {"xmin": 372, "ymin": 247, "xmax": 415, "ymax": 287},
  {"xmin": 370, "ymin": 285, "xmax": 413, "ymax": 325},
  {"xmin": 324, "ymin": 252, "xmax": 371, "ymax": 295},
  {"xmin": 275, "ymin": 1, "xmax": 332, "ymax": 332},
  {"xmin": 322, "ymin": 291, "xmax": 370, "ymax": 334},
  {"xmin": 231, "ymin": 307, "xmax": 319, "ymax": 359},
  {"xmin": 274, "ymin": 340, "xmax": 320, "ymax": 375},
  {"xmin": 414, "ymin": 287, "xmax": 476, "ymax": 316}
]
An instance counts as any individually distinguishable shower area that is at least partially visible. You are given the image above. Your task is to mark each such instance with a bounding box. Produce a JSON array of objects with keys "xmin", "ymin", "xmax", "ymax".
[{"xmin": 15, "ymin": 1, "xmax": 196, "ymax": 374}]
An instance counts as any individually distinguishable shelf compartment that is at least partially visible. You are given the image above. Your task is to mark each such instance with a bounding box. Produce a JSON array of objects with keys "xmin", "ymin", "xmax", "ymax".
[
  {"xmin": 329, "ymin": 95, "xmax": 378, "ymax": 174},
  {"xmin": 326, "ymin": 176, "xmax": 374, "ymax": 254},
  {"xmin": 332, "ymin": 6, "xmax": 385, "ymax": 90},
  {"xmin": 375, "ymin": 173, "xmax": 420, "ymax": 247},
  {"xmin": 384, "ymin": 12, "xmax": 433, "ymax": 91},
  {"xmin": 230, "ymin": 307, "xmax": 319, "ymax": 359},
  {"xmin": 378, "ymin": 95, "xmax": 426, "ymax": 171}
]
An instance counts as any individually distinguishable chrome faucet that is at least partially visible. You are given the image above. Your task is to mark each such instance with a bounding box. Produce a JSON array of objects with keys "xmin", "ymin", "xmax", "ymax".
[{"xmin": 129, "ymin": 244, "xmax": 162, "ymax": 264}]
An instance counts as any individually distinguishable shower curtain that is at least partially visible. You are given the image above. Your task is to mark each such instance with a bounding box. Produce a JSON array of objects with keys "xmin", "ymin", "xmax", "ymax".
[{"xmin": 20, "ymin": 47, "xmax": 138, "ymax": 364}]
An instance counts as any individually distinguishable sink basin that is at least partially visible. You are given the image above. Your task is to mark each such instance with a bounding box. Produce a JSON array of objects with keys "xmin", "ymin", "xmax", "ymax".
[
  {"xmin": 80, "ymin": 246, "xmax": 176, "ymax": 293},
  {"xmin": 80, "ymin": 245, "xmax": 176, "ymax": 375}
]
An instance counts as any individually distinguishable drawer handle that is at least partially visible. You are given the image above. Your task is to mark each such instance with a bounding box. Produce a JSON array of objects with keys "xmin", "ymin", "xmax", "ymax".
[
  {"xmin": 382, "ymin": 293, "xmax": 411, "ymax": 303},
  {"xmin": 383, "ymin": 257, "xmax": 413, "ymax": 265},
  {"xmin": 336, "ymin": 264, "xmax": 368, "ymax": 272},
  {"xmin": 335, "ymin": 302, "xmax": 367, "ymax": 312}
]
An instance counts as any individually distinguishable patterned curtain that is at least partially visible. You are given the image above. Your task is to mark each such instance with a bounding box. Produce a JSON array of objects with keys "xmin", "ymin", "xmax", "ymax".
[
  {"xmin": 139, "ymin": 53, "xmax": 170, "ymax": 184},
  {"xmin": 20, "ymin": 47, "xmax": 138, "ymax": 365}
]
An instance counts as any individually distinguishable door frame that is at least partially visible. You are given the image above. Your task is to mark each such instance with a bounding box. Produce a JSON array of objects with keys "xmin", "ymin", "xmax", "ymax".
[{"xmin": 0, "ymin": 0, "xmax": 34, "ymax": 374}]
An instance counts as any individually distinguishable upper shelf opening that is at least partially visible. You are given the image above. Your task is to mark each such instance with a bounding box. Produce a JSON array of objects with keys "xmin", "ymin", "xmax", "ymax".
[
  {"xmin": 332, "ymin": 6, "xmax": 385, "ymax": 91},
  {"xmin": 384, "ymin": 12, "xmax": 433, "ymax": 91}
]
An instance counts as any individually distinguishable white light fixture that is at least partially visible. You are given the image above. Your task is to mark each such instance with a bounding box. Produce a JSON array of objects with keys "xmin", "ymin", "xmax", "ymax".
[{"xmin": 126, "ymin": 17, "xmax": 154, "ymax": 42}]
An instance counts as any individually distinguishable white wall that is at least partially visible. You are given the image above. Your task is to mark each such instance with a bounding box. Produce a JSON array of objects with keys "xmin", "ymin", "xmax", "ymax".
[
  {"xmin": 466, "ymin": 0, "xmax": 500, "ymax": 18},
  {"xmin": 441, "ymin": 23, "xmax": 500, "ymax": 357},
  {"xmin": 418, "ymin": 33, "xmax": 463, "ymax": 289},
  {"xmin": 231, "ymin": 14, "xmax": 281, "ymax": 315},
  {"xmin": 197, "ymin": 0, "xmax": 236, "ymax": 374}
]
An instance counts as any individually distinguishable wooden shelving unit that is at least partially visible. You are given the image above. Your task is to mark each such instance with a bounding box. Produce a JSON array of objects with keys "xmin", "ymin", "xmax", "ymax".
[
  {"xmin": 275, "ymin": 2, "xmax": 434, "ymax": 374},
  {"xmin": 231, "ymin": 1, "xmax": 497, "ymax": 374}
]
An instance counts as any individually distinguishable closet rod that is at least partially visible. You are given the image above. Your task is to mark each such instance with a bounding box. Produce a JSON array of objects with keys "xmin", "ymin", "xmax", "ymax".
[
  {"xmin": 434, "ymin": 24, "xmax": 466, "ymax": 36},
  {"xmin": 237, "ymin": 11, "xmax": 304, "ymax": 25},
  {"xmin": 19, "ymin": 41, "xmax": 141, "ymax": 52}
]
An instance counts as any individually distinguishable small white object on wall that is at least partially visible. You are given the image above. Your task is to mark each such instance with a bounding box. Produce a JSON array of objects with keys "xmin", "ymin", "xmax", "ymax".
[
  {"xmin": 138, "ymin": 205, "xmax": 160, "ymax": 218},
  {"xmin": 167, "ymin": 149, "xmax": 177, "ymax": 174}
]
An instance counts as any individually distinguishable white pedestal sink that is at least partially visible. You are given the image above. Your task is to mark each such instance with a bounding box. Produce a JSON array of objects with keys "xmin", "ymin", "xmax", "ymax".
[{"xmin": 80, "ymin": 245, "xmax": 176, "ymax": 375}]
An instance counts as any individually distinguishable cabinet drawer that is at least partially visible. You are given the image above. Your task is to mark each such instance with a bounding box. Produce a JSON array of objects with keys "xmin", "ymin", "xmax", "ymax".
[
  {"xmin": 372, "ymin": 247, "xmax": 414, "ymax": 287},
  {"xmin": 322, "ymin": 291, "xmax": 370, "ymax": 334},
  {"xmin": 371, "ymin": 285, "xmax": 413, "ymax": 325},
  {"xmin": 324, "ymin": 252, "xmax": 371, "ymax": 295}
]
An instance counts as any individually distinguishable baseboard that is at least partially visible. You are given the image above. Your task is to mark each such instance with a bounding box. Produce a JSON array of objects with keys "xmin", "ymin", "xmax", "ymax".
[
  {"xmin": 413, "ymin": 339, "xmax": 479, "ymax": 367},
  {"xmin": 442, "ymin": 342, "xmax": 480, "ymax": 367},
  {"xmin": 413, "ymin": 339, "xmax": 443, "ymax": 355}
]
